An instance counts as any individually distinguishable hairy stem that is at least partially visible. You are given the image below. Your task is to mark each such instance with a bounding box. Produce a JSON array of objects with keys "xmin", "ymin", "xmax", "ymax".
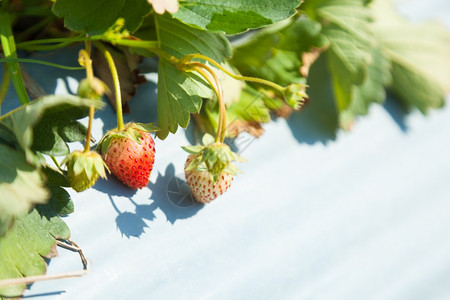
[
  {"xmin": 183, "ymin": 53, "xmax": 286, "ymax": 94},
  {"xmin": 78, "ymin": 41, "xmax": 97, "ymax": 152},
  {"xmin": 0, "ymin": 9, "xmax": 30, "ymax": 104},
  {"xmin": 84, "ymin": 106, "xmax": 95, "ymax": 152},
  {"xmin": 191, "ymin": 62, "xmax": 227, "ymax": 143},
  {"xmin": 95, "ymin": 42, "xmax": 124, "ymax": 131}
]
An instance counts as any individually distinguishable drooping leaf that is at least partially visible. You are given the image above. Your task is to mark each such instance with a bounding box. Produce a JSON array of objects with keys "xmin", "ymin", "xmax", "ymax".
[
  {"xmin": 0, "ymin": 94, "xmax": 104, "ymax": 159},
  {"xmin": 229, "ymin": 16, "xmax": 327, "ymax": 122},
  {"xmin": 299, "ymin": 0, "xmax": 396, "ymax": 128},
  {"xmin": 0, "ymin": 205, "xmax": 71, "ymax": 298},
  {"xmin": 371, "ymin": 0, "xmax": 450, "ymax": 113},
  {"xmin": 174, "ymin": 0, "xmax": 302, "ymax": 34},
  {"xmin": 52, "ymin": 0, "xmax": 151, "ymax": 35},
  {"xmin": 232, "ymin": 17, "xmax": 327, "ymax": 87},
  {"xmin": 303, "ymin": 0, "xmax": 375, "ymax": 112},
  {"xmin": 0, "ymin": 95, "xmax": 102, "ymax": 233},
  {"xmin": 154, "ymin": 14, "xmax": 231, "ymax": 139},
  {"xmin": 339, "ymin": 47, "xmax": 392, "ymax": 128},
  {"xmin": 296, "ymin": 54, "xmax": 339, "ymax": 140},
  {"xmin": 0, "ymin": 144, "xmax": 48, "ymax": 234}
]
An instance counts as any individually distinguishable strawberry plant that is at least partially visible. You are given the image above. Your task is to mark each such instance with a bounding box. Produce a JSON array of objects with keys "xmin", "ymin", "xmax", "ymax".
[{"xmin": 0, "ymin": 0, "xmax": 449, "ymax": 297}]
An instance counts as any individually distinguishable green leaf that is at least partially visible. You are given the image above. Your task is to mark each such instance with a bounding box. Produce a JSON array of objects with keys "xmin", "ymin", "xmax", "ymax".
[
  {"xmin": 0, "ymin": 207, "xmax": 70, "ymax": 297},
  {"xmin": 52, "ymin": 0, "xmax": 151, "ymax": 35},
  {"xmin": 0, "ymin": 94, "xmax": 104, "ymax": 158},
  {"xmin": 339, "ymin": 47, "xmax": 392, "ymax": 128},
  {"xmin": 300, "ymin": 0, "xmax": 395, "ymax": 128},
  {"xmin": 174, "ymin": 0, "xmax": 302, "ymax": 34},
  {"xmin": 0, "ymin": 95, "xmax": 102, "ymax": 234},
  {"xmin": 232, "ymin": 17, "xmax": 326, "ymax": 87},
  {"xmin": 371, "ymin": 0, "xmax": 450, "ymax": 113},
  {"xmin": 154, "ymin": 14, "xmax": 231, "ymax": 139},
  {"xmin": 0, "ymin": 144, "xmax": 49, "ymax": 228},
  {"xmin": 303, "ymin": 0, "xmax": 375, "ymax": 112},
  {"xmin": 229, "ymin": 86, "xmax": 271, "ymax": 123}
]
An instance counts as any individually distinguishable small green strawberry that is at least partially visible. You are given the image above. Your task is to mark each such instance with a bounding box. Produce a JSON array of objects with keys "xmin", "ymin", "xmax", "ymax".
[
  {"xmin": 183, "ymin": 134, "xmax": 245, "ymax": 203},
  {"xmin": 98, "ymin": 122, "xmax": 157, "ymax": 189},
  {"xmin": 62, "ymin": 150, "xmax": 108, "ymax": 192}
]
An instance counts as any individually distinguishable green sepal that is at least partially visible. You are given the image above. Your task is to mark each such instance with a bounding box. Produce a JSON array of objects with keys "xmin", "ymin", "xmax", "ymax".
[
  {"xmin": 185, "ymin": 154, "xmax": 204, "ymax": 172},
  {"xmin": 181, "ymin": 145, "xmax": 203, "ymax": 154},
  {"xmin": 183, "ymin": 134, "xmax": 244, "ymax": 183},
  {"xmin": 97, "ymin": 122, "xmax": 158, "ymax": 158},
  {"xmin": 201, "ymin": 133, "xmax": 215, "ymax": 146},
  {"xmin": 62, "ymin": 150, "xmax": 108, "ymax": 192},
  {"xmin": 283, "ymin": 83, "xmax": 308, "ymax": 110}
]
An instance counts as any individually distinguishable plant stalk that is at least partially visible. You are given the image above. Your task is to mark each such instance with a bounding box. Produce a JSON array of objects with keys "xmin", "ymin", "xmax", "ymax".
[
  {"xmin": 80, "ymin": 40, "xmax": 96, "ymax": 153},
  {"xmin": 84, "ymin": 106, "xmax": 95, "ymax": 152},
  {"xmin": 0, "ymin": 8, "xmax": 30, "ymax": 104},
  {"xmin": 191, "ymin": 62, "xmax": 227, "ymax": 143},
  {"xmin": 183, "ymin": 53, "xmax": 286, "ymax": 94},
  {"xmin": 0, "ymin": 58, "xmax": 84, "ymax": 70},
  {"xmin": 95, "ymin": 42, "xmax": 124, "ymax": 131}
]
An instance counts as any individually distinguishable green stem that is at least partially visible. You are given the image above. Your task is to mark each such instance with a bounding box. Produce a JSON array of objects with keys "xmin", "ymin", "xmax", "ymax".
[
  {"xmin": 0, "ymin": 62, "xmax": 10, "ymax": 114},
  {"xmin": 95, "ymin": 42, "xmax": 124, "ymax": 131},
  {"xmin": 50, "ymin": 155, "xmax": 62, "ymax": 171},
  {"xmin": 0, "ymin": 58, "xmax": 84, "ymax": 70},
  {"xmin": 16, "ymin": 35, "xmax": 92, "ymax": 49},
  {"xmin": 0, "ymin": 9, "xmax": 30, "ymax": 104},
  {"xmin": 183, "ymin": 53, "xmax": 286, "ymax": 94},
  {"xmin": 107, "ymin": 39, "xmax": 159, "ymax": 50},
  {"xmin": 81, "ymin": 40, "xmax": 95, "ymax": 153},
  {"xmin": 84, "ymin": 106, "xmax": 95, "ymax": 153},
  {"xmin": 191, "ymin": 63, "xmax": 227, "ymax": 143}
]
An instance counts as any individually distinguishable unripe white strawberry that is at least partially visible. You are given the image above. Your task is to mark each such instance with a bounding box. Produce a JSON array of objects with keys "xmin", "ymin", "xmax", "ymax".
[
  {"xmin": 182, "ymin": 134, "xmax": 244, "ymax": 203},
  {"xmin": 184, "ymin": 154, "xmax": 234, "ymax": 203}
]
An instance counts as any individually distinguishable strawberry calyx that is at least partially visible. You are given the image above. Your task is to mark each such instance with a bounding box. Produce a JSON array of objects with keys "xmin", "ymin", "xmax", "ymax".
[
  {"xmin": 182, "ymin": 133, "xmax": 245, "ymax": 183},
  {"xmin": 62, "ymin": 150, "xmax": 108, "ymax": 192},
  {"xmin": 97, "ymin": 122, "xmax": 158, "ymax": 158},
  {"xmin": 282, "ymin": 83, "xmax": 308, "ymax": 110}
]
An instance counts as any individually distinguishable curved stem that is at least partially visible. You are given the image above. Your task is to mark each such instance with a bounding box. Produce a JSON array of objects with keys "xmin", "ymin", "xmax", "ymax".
[
  {"xmin": 184, "ymin": 53, "xmax": 286, "ymax": 94},
  {"xmin": 191, "ymin": 62, "xmax": 226, "ymax": 143},
  {"xmin": 79, "ymin": 41, "xmax": 96, "ymax": 153},
  {"xmin": 16, "ymin": 34, "xmax": 91, "ymax": 49},
  {"xmin": 95, "ymin": 42, "xmax": 124, "ymax": 131},
  {"xmin": 0, "ymin": 9, "xmax": 30, "ymax": 104},
  {"xmin": 0, "ymin": 58, "xmax": 84, "ymax": 70}
]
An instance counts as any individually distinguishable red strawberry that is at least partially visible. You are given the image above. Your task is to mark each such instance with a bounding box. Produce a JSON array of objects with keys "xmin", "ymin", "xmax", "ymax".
[
  {"xmin": 182, "ymin": 134, "xmax": 244, "ymax": 203},
  {"xmin": 98, "ymin": 123, "xmax": 157, "ymax": 189},
  {"xmin": 185, "ymin": 154, "xmax": 234, "ymax": 203}
]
